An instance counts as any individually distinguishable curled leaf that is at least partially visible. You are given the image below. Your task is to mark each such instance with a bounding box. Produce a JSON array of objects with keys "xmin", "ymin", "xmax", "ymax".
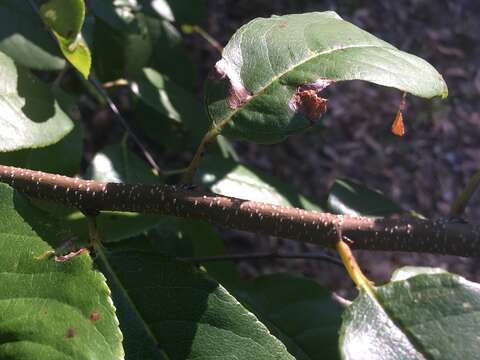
[{"xmin": 207, "ymin": 11, "xmax": 448, "ymax": 144}]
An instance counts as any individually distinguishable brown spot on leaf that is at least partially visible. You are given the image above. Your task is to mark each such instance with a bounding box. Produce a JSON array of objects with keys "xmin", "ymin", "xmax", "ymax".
[
  {"xmin": 90, "ymin": 311, "xmax": 101, "ymax": 323},
  {"xmin": 214, "ymin": 59, "xmax": 253, "ymax": 109},
  {"xmin": 289, "ymin": 79, "xmax": 334, "ymax": 122},
  {"xmin": 65, "ymin": 328, "xmax": 75, "ymax": 339},
  {"xmin": 227, "ymin": 85, "xmax": 252, "ymax": 109},
  {"xmin": 54, "ymin": 248, "xmax": 89, "ymax": 263}
]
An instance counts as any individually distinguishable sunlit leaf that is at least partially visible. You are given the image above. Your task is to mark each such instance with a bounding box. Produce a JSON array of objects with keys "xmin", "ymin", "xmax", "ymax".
[
  {"xmin": 100, "ymin": 238, "xmax": 294, "ymax": 359},
  {"xmin": 207, "ymin": 11, "xmax": 448, "ymax": 143},
  {"xmin": 197, "ymin": 155, "xmax": 323, "ymax": 210},
  {"xmin": 0, "ymin": 51, "xmax": 73, "ymax": 151},
  {"xmin": 340, "ymin": 268, "xmax": 480, "ymax": 359},
  {"xmin": 327, "ymin": 178, "xmax": 403, "ymax": 217},
  {"xmin": 0, "ymin": 184, "xmax": 123, "ymax": 359}
]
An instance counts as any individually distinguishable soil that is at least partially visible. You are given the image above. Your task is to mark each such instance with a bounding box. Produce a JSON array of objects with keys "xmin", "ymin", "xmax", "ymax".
[{"xmin": 191, "ymin": 0, "xmax": 480, "ymax": 296}]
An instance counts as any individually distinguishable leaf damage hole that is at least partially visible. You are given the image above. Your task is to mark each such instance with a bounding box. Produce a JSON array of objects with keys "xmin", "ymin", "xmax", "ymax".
[{"xmin": 289, "ymin": 79, "xmax": 335, "ymax": 122}]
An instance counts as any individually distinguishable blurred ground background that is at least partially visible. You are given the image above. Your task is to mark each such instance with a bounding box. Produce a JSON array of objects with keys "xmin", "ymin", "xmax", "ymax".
[{"xmin": 180, "ymin": 0, "xmax": 480, "ymax": 296}]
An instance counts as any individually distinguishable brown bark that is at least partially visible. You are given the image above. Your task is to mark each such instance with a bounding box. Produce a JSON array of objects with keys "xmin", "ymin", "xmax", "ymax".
[{"xmin": 1, "ymin": 165, "xmax": 479, "ymax": 257}]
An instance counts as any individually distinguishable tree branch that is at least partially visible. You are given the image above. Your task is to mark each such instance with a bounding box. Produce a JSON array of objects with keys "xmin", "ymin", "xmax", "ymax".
[{"xmin": 1, "ymin": 165, "xmax": 480, "ymax": 257}]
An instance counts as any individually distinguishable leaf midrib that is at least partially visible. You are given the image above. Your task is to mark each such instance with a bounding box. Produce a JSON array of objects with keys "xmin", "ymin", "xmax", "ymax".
[{"xmin": 215, "ymin": 43, "xmax": 390, "ymax": 130}]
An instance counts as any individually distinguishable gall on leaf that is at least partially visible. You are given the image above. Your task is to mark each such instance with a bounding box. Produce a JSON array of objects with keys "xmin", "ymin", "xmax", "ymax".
[
  {"xmin": 392, "ymin": 92, "xmax": 407, "ymax": 136},
  {"xmin": 289, "ymin": 79, "xmax": 334, "ymax": 123}
]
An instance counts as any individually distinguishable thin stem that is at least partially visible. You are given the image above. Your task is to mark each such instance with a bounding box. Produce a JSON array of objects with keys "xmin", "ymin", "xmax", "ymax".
[
  {"xmin": 181, "ymin": 251, "xmax": 343, "ymax": 267},
  {"xmin": 53, "ymin": 65, "xmax": 70, "ymax": 87},
  {"xmin": 2, "ymin": 165, "xmax": 480, "ymax": 257},
  {"xmin": 88, "ymin": 78, "xmax": 163, "ymax": 175},
  {"xmin": 103, "ymin": 79, "xmax": 129, "ymax": 89},
  {"xmin": 162, "ymin": 167, "xmax": 189, "ymax": 176},
  {"xmin": 192, "ymin": 25, "xmax": 223, "ymax": 53},
  {"xmin": 450, "ymin": 169, "xmax": 480, "ymax": 217},
  {"xmin": 182, "ymin": 127, "xmax": 220, "ymax": 183},
  {"xmin": 336, "ymin": 229, "xmax": 376, "ymax": 298},
  {"xmin": 87, "ymin": 215, "xmax": 165, "ymax": 354}
]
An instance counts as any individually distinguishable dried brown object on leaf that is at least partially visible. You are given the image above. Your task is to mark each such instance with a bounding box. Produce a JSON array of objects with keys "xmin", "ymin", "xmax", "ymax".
[{"xmin": 289, "ymin": 79, "xmax": 334, "ymax": 122}]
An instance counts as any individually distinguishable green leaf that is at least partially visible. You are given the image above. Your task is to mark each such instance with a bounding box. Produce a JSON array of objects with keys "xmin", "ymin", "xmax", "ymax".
[
  {"xmin": 40, "ymin": 0, "xmax": 91, "ymax": 78},
  {"xmin": 86, "ymin": 143, "xmax": 158, "ymax": 184},
  {"xmin": 327, "ymin": 178, "xmax": 403, "ymax": 217},
  {"xmin": 147, "ymin": 18, "xmax": 196, "ymax": 90},
  {"xmin": 0, "ymin": 0, "xmax": 65, "ymax": 70},
  {"xmin": 92, "ymin": 17, "xmax": 127, "ymax": 82},
  {"xmin": 0, "ymin": 51, "xmax": 74, "ymax": 151},
  {"xmin": 340, "ymin": 268, "xmax": 480, "ymax": 359},
  {"xmin": 146, "ymin": 218, "xmax": 241, "ymax": 285},
  {"xmin": 130, "ymin": 68, "xmax": 209, "ymax": 141},
  {"xmin": 197, "ymin": 155, "xmax": 323, "ymax": 210},
  {"xmin": 0, "ymin": 184, "xmax": 123, "ymax": 359},
  {"xmin": 57, "ymin": 35, "xmax": 92, "ymax": 79},
  {"xmin": 90, "ymin": 0, "xmax": 139, "ymax": 31},
  {"xmin": 143, "ymin": 0, "xmax": 206, "ymax": 25},
  {"xmin": 40, "ymin": 0, "xmax": 85, "ymax": 40},
  {"xmin": 92, "ymin": 13, "xmax": 152, "ymax": 81},
  {"xmin": 101, "ymin": 238, "xmax": 294, "ymax": 360},
  {"xmin": 235, "ymin": 273, "xmax": 343, "ymax": 360},
  {"xmin": 0, "ymin": 120, "xmax": 83, "ymax": 176},
  {"xmin": 390, "ymin": 266, "xmax": 447, "ymax": 282},
  {"xmin": 92, "ymin": 12, "xmax": 195, "ymax": 88},
  {"xmin": 207, "ymin": 11, "xmax": 448, "ymax": 143}
]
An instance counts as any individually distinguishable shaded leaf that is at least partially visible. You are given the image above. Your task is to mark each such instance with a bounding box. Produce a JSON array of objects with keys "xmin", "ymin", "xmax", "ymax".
[
  {"xmin": 0, "ymin": 0, "xmax": 65, "ymax": 70},
  {"xmin": 130, "ymin": 67, "xmax": 209, "ymax": 141},
  {"xmin": 235, "ymin": 273, "xmax": 343, "ymax": 360},
  {"xmin": 0, "ymin": 120, "xmax": 83, "ymax": 176},
  {"xmin": 0, "ymin": 51, "xmax": 73, "ymax": 151},
  {"xmin": 101, "ymin": 238, "xmax": 294, "ymax": 360},
  {"xmin": 327, "ymin": 178, "xmax": 403, "ymax": 217},
  {"xmin": 90, "ymin": 0, "xmax": 139, "ymax": 31},
  {"xmin": 91, "ymin": 11, "xmax": 195, "ymax": 88},
  {"xmin": 86, "ymin": 143, "xmax": 158, "ymax": 185},
  {"xmin": 197, "ymin": 155, "xmax": 323, "ymax": 210},
  {"xmin": 142, "ymin": 0, "xmax": 206, "ymax": 25},
  {"xmin": 147, "ymin": 217, "xmax": 241, "ymax": 286},
  {"xmin": 0, "ymin": 184, "xmax": 123, "ymax": 359},
  {"xmin": 146, "ymin": 17, "xmax": 196, "ymax": 90},
  {"xmin": 40, "ymin": 0, "xmax": 91, "ymax": 78},
  {"xmin": 40, "ymin": 0, "xmax": 85, "ymax": 40},
  {"xmin": 133, "ymin": 101, "xmax": 192, "ymax": 151},
  {"xmin": 92, "ymin": 16, "xmax": 127, "ymax": 82},
  {"xmin": 340, "ymin": 268, "xmax": 480, "ymax": 359},
  {"xmin": 207, "ymin": 11, "xmax": 448, "ymax": 143}
]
